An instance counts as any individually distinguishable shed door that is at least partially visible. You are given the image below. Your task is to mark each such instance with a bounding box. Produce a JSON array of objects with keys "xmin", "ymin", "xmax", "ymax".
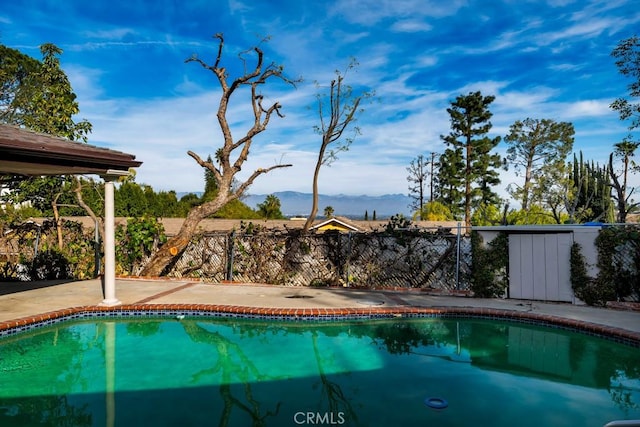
[{"xmin": 508, "ymin": 233, "xmax": 574, "ymax": 302}]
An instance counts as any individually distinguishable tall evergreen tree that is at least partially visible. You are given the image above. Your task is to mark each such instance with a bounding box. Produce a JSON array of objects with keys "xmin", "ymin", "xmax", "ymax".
[
  {"xmin": 440, "ymin": 91, "xmax": 502, "ymax": 227},
  {"xmin": 202, "ymin": 154, "xmax": 218, "ymax": 202},
  {"xmin": 435, "ymin": 147, "xmax": 465, "ymax": 218}
]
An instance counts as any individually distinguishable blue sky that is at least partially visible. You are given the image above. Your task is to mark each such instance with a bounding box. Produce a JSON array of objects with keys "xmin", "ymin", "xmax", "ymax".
[{"xmin": 1, "ymin": 0, "xmax": 638, "ymax": 199}]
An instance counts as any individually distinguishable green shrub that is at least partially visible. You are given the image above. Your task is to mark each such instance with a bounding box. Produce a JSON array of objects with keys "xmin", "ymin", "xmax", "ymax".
[
  {"xmin": 570, "ymin": 242, "xmax": 615, "ymax": 306},
  {"xmin": 28, "ymin": 249, "xmax": 71, "ymax": 280},
  {"xmin": 116, "ymin": 216, "xmax": 167, "ymax": 275},
  {"xmin": 470, "ymin": 231, "xmax": 508, "ymax": 298}
]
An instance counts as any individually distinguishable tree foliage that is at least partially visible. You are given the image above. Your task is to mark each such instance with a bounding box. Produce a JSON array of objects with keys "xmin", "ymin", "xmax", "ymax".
[
  {"xmin": 439, "ymin": 91, "xmax": 502, "ymax": 228},
  {"xmin": 115, "ymin": 216, "xmax": 167, "ymax": 276},
  {"xmin": 414, "ymin": 200, "xmax": 453, "ymax": 221},
  {"xmin": 256, "ymin": 194, "xmax": 285, "ymax": 219},
  {"xmin": 0, "ymin": 43, "xmax": 94, "ymax": 249},
  {"xmin": 611, "ymin": 35, "xmax": 640, "ymax": 130},
  {"xmin": 504, "ymin": 118, "xmax": 574, "ymax": 210},
  {"xmin": 470, "ymin": 231, "xmax": 508, "ymax": 298},
  {"xmin": 0, "ymin": 44, "xmax": 40, "ymax": 123},
  {"xmin": 434, "ymin": 146, "xmax": 464, "ymax": 218},
  {"xmin": 11, "ymin": 44, "xmax": 92, "ymax": 141},
  {"xmin": 609, "ymin": 35, "xmax": 640, "ymax": 223}
]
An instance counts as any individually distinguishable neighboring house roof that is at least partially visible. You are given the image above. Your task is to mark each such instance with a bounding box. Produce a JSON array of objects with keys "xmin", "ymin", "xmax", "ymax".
[
  {"xmin": 0, "ymin": 124, "xmax": 142, "ymax": 177},
  {"xmin": 310, "ymin": 217, "xmax": 362, "ymax": 233}
]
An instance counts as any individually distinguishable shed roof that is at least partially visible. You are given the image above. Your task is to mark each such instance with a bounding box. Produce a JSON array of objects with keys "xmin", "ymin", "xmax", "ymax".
[{"xmin": 0, "ymin": 124, "xmax": 142, "ymax": 177}]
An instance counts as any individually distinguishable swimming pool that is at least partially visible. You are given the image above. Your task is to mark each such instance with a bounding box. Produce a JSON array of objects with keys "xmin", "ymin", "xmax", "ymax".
[{"xmin": 0, "ymin": 316, "xmax": 638, "ymax": 426}]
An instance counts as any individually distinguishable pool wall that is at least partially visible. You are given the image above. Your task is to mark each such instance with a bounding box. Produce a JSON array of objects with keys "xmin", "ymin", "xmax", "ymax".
[{"xmin": 1, "ymin": 304, "xmax": 638, "ymax": 347}]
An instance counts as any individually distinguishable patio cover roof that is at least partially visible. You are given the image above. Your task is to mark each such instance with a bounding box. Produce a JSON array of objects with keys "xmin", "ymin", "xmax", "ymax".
[
  {"xmin": 0, "ymin": 124, "xmax": 142, "ymax": 306},
  {"xmin": 0, "ymin": 124, "xmax": 141, "ymax": 177}
]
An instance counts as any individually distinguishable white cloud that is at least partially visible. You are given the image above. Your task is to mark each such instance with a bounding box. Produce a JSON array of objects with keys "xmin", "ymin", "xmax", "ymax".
[
  {"xmin": 82, "ymin": 28, "xmax": 136, "ymax": 40},
  {"xmin": 390, "ymin": 19, "xmax": 433, "ymax": 33},
  {"xmin": 330, "ymin": 0, "xmax": 466, "ymax": 26},
  {"xmin": 563, "ymin": 99, "xmax": 613, "ymax": 118}
]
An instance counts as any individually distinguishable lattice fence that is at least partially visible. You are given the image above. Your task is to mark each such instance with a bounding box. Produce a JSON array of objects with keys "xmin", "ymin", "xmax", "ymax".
[{"xmin": 168, "ymin": 228, "xmax": 472, "ymax": 291}]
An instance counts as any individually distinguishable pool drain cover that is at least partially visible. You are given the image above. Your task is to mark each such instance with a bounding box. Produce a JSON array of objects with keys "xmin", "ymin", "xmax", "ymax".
[{"xmin": 425, "ymin": 397, "xmax": 448, "ymax": 409}]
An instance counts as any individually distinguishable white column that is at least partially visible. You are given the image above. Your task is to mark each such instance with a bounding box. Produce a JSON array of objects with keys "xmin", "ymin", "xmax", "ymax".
[{"xmin": 100, "ymin": 175, "xmax": 121, "ymax": 306}]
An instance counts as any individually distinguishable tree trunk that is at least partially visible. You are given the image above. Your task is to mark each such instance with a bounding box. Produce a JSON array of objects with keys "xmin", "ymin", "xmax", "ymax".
[
  {"xmin": 609, "ymin": 153, "xmax": 628, "ymax": 223},
  {"xmin": 304, "ymin": 140, "xmax": 327, "ymax": 232},
  {"xmin": 464, "ymin": 138, "xmax": 472, "ymax": 229},
  {"xmin": 429, "ymin": 152, "xmax": 436, "ymax": 202},
  {"xmin": 140, "ymin": 194, "xmax": 230, "ymax": 276},
  {"xmin": 522, "ymin": 153, "xmax": 534, "ymax": 211},
  {"xmin": 73, "ymin": 177, "xmax": 104, "ymax": 241},
  {"xmin": 52, "ymin": 193, "xmax": 63, "ymax": 249}
]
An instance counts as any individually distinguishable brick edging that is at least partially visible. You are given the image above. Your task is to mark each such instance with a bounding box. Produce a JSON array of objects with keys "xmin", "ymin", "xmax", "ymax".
[{"xmin": 0, "ymin": 304, "xmax": 638, "ymax": 347}]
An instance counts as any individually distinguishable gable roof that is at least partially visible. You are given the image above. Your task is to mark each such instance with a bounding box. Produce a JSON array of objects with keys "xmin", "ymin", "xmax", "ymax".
[
  {"xmin": 0, "ymin": 124, "xmax": 142, "ymax": 177},
  {"xmin": 310, "ymin": 216, "xmax": 361, "ymax": 232}
]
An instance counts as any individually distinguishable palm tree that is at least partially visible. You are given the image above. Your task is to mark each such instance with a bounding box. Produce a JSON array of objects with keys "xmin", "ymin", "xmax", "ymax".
[
  {"xmin": 257, "ymin": 194, "xmax": 284, "ymax": 219},
  {"xmin": 610, "ymin": 137, "xmax": 640, "ymax": 222},
  {"xmin": 323, "ymin": 206, "xmax": 335, "ymax": 218}
]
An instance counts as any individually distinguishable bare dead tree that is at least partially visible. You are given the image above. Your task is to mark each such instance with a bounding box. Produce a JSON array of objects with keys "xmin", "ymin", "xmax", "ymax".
[
  {"xmin": 141, "ymin": 33, "xmax": 299, "ymax": 276},
  {"xmin": 303, "ymin": 60, "xmax": 370, "ymax": 232},
  {"xmin": 608, "ymin": 149, "xmax": 639, "ymax": 223}
]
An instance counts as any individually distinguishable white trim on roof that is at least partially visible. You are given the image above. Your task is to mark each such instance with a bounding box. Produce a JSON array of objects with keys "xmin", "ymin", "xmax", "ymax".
[{"xmin": 310, "ymin": 217, "xmax": 360, "ymax": 232}]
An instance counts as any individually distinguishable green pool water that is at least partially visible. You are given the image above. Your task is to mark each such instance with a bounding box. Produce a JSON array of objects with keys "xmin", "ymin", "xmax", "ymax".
[{"xmin": 0, "ymin": 317, "xmax": 638, "ymax": 427}]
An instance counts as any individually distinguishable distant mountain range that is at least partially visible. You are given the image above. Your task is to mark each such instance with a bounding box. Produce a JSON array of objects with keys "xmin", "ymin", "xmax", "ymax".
[
  {"xmin": 177, "ymin": 191, "xmax": 412, "ymax": 218},
  {"xmin": 244, "ymin": 191, "xmax": 411, "ymax": 218}
]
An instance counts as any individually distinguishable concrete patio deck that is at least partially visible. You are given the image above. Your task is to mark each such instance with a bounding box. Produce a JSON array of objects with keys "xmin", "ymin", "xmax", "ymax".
[{"xmin": 0, "ymin": 278, "xmax": 639, "ymax": 344}]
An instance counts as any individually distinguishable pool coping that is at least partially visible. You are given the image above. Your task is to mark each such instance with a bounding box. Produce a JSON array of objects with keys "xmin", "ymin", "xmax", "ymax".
[{"xmin": 1, "ymin": 303, "xmax": 639, "ymax": 347}]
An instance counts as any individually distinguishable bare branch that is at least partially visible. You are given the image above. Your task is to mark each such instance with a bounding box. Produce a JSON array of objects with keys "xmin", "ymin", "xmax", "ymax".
[
  {"xmin": 235, "ymin": 164, "xmax": 293, "ymax": 196},
  {"xmin": 188, "ymin": 150, "xmax": 223, "ymax": 183}
]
